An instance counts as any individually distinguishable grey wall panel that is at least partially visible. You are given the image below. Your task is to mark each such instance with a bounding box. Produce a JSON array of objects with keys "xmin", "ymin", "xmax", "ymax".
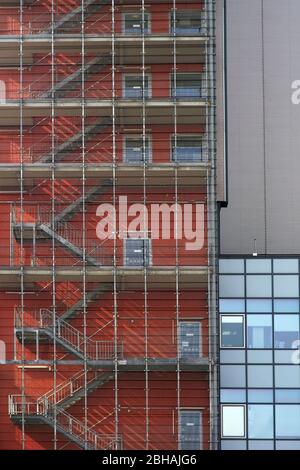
[
  {"xmin": 221, "ymin": 0, "xmax": 266, "ymax": 254},
  {"xmin": 221, "ymin": 0, "xmax": 300, "ymax": 254}
]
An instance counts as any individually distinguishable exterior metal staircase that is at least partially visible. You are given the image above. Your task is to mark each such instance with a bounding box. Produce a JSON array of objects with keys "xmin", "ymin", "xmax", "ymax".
[
  {"xmin": 40, "ymin": 55, "xmax": 111, "ymax": 99},
  {"xmin": 15, "ymin": 307, "xmax": 122, "ymax": 361},
  {"xmin": 36, "ymin": 117, "xmax": 112, "ymax": 163},
  {"xmin": 45, "ymin": 0, "xmax": 110, "ymax": 34},
  {"xmin": 37, "ymin": 369, "xmax": 114, "ymax": 411},
  {"xmin": 61, "ymin": 283, "xmax": 112, "ymax": 321},
  {"xmin": 37, "ymin": 222, "xmax": 103, "ymax": 266},
  {"xmin": 53, "ymin": 179, "xmax": 112, "ymax": 224},
  {"xmin": 12, "ymin": 179, "xmax": 112, "ymax": 266},
  {"xmin": 9, "ymin": 394, "xmax": 121, "ymax": 450}
]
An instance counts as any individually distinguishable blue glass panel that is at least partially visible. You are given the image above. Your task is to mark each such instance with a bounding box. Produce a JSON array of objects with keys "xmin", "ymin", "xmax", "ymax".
[
  {"xmin": 247, "ymin": 315, "xmax": 272, "ymax": 349},
  {"xmin": 274, "ymin": 299, "xmax": 299, "ymax": 313},
  {"xmin": 219, "ymin": 275, "xmax": 245, "ymax": 298},
  {"xmin": 275, "ymin": 390, "xmax": 300, "ymax": 403},
  {"xmin": 273, "ymin": 259, "xmax": 299, "ymax": 274},
  {"xmin": 248, "ymin": 389, "xmax": 273, "ymax": 403},
  {"xmin": 246, "ymin": 276, "xmax": 272, "ymax": 298},
  {"xmin": 247, "ymin": 299, "xmax": 272, "ymax": 313},
  {"xmin": 219, "ymin": 259, "xmax": 244, "ymax": 274},
  {"xmin": 274, "ymin": 276, "xmax": 299, "ymax": 298},
  {"xmin": 246, "ymin": 259, "xmax": 271, "ymax": 273},
  {"xmin": 274, "ymin": 315, "xmax": 300, "ymax": 349},
  {"xmin": 219, "ymin": 299, "xmax": 245, "ymax": 313},
  {"xmin": 276, "ymin": 405, "xmax": 300, "ymax": 438},
  {"xmin": 248, "ymin": 405, "xmax": 273, "ymax": 439},
  {"xmin": 220, "ymin": 389, "xmax": 246, "ymax": 403}
]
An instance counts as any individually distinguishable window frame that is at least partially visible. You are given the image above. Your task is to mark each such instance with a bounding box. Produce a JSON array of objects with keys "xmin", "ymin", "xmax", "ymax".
[
  {"xmin": 220, "ymin": 314, "xmax": 245, "ymax": 349},
  {"xmin": 123, "ymin": 73, "xmax": 152, "ymax": 99},
  {"xmin": 123, "ymin": 134, "xmax": 152, "ymax": 163},
  {"xmin": 221, "ymin": 404, "xmax": 246, "ymax": 439},
  {"xmin": 170, "ymin": 133, "xmax": 207, "ymax": 163},
  {"xmin": 122, "ymin": 11, "xmax": 151, "ymax": 35},
  {"xmin": 169, "ymin": 9, "xmax": 205, "ymax": 35},
  {"xmin": 170, "ymin": 72, "xmax": 205, "ymax": 99},
  {"xmin": 178, "ymin": 320, "xmax": 202, "ymax": 359},
  {"xmin": 123, "ymin": 237, "xmax": 152, "ymax": 267},
  {"xmin": 179, "ymin": 409, "xmax": 203, "ymax": 450}
]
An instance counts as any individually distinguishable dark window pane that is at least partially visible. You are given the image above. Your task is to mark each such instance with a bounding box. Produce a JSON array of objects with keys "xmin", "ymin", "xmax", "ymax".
[
  {"xmin": 124, "ymin": 136, "xmax": 150, "ymax": 163},
  {"xmin": 172, "ymin": 136, "xmax": 206, "ymax": 162},
  {"xmin": 179, "ymin": 410, "xmax": 202, "ymax": 450},
  {"xmin": 221, "ymin": 315, "xmax": 244, "ymax": 348},
  {"xmin": 124, "ymin": 13, "xmax": 149, "ymax": 35},
  {"xmin": 124, "ymin": 239, "xmax": 151, "ymax": 266},
  {"xmin": 124, "ymin": 75, "xmax": 150, "ymax": 98},
  {"xmin": 179, "ymin": 322, "xmax": 201, "ymax": 358}
]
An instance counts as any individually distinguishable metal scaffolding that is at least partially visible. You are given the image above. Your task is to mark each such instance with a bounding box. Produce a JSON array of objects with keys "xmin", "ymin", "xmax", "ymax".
[{"xmin": 0, "ymin": 0, "xmax": 218, "ymax": 450}]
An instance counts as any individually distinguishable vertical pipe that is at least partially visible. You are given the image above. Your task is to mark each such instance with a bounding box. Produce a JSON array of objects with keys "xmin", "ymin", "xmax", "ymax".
[
  {"xmin": 50, "ymin": 0, "xmax": 57, "ymax": 450},
  {"xmin": 81, "ymin": 0, "xmax": 88, "ymax": 450},
  {"xmin": 19, "ymin": 0, "xmax": 26, "ymax": 451},
  {"xmin": 206, "ymin": 0, "xmax": 218, "ymax": 450},
  {"xmin": 172, "ymin": 0, "xmax": 181, "ymax": 450},
  {"xmin": 111, "ymin": 0, "xmax": 119, "ymax": 446},
  {"xmin": 141, "ymin": 0, "xmax": 149, "ymax": 450}
]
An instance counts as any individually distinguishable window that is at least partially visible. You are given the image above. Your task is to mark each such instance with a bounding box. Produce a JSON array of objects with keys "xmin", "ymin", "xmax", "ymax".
[
  {"xmin": 123, "ymin": 75, "xmax": 150, "ymax": 98},
  {"xmin": 219, "ymin": 259, "xmax": 244, "ymax": 274},
  {"xmin": 124, "ymin": 136, "xmax": 150, "ymax": 163},
  {"xmin": 222, "ymin": 405, "xmax": 245, "ymax": 438},
  {"xmin": 220, "ymin": 365, "xmax": 246, "ymax": 388},
  {"xmin": 275, "ymin": 366, "xmax": 300, "ymax": 388},
  {"xmin": 246, "ymin": 299, "xmax": 272, "ymax": 313},
  {"xmin": 124, "ymin": 238, "xmax": 151, "ymax": 267},
  {"xmin": 219, "ymin": 299, "xmax": 245, "ymax": 313},
  {"xmin": 275, "ymin": 390, "xmax": 300, "ymax": 403},
  {"xmin": 172, "ymin": 73, "xmax": 203, "ymax": 98},
  {"xmin": 220, "ymin": 389, "xmax": 246, "ymax": 403},
  {"xmin": 179, "ymin": 410, "xmax": 202, "ymax": 450},
  {"xmin": 247, "ymin": 365, "xmax": 273, "ymax": 388},
  {"xmin": 274, "ymin": 299, "xmax": 299, "ymax": 313},
  {"xmin": 274, "ymin": 315, "xmax": 299, "ymax": 349},
  {"xmin": 273, "ymin": 275, "xmax": 299, "ymax": 297},
  {"xmin": 273, "ymin": 259, "xmax": 299, "ymax": 273},
  {"xmin": 276, "ymin": 405, "xmax": 300, "ymax": 438},
  {"xmin": 247, "ymin": 315, "xmax": 272, "ymax": 349},
  {"xmin": 248, "ymin": 405, "xmax": 273, "ymax": 439},
  {"xmin": 246, "ymin": 275, "xmax": 272, "ymax": 298},
  {"xmin": 179, "ymin": 322, "xmax": 201, "ymax": 359},
  {"xmin": 248, "ymin": 389, "xmax": 273, "ymax": 403},
  {"xmin": 221, "ymin": 315, "xmax": 244, "ymax": 348},
  {"xmin": 246, "ymin": 259, "xmax": 272, "ymax": 273},
  {"xmin": 171, "ymin": 10, "xmax": 204, "ymax": 35},
  {"xmin": 171, "ymin": 135, "xmax": 206, "ymax": 163},
  {"xmin": 219, "ymin": 275, "xmax": 245, "ymax": 298},
  {"xmin": 123, "ymin": 12, "xmax": 150, "ymax": 35}
]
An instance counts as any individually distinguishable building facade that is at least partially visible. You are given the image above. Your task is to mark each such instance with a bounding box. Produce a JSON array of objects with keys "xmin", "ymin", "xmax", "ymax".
[
  {"xmin": 219, "ymin": 0, "xmax": 300, "ymax": 451},
  {"xmin": 0, "ymin": 0, "xmax": 219, "ymax": 450},
  {"xmin": 220, "ymin": 257, "xmax": 300, "ymax": 450}
]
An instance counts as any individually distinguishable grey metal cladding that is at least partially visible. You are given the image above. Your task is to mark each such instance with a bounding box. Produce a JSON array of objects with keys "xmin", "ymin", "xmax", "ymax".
[{"xmin": 221, "ymin": 0, "xmax": 300, "ymax": 255}]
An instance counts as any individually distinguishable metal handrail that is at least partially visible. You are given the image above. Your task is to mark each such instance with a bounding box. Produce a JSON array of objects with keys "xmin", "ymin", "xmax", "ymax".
[
  {"xmin": 8, "ymin": 394, "xmax": 121, "ymax": 450},
  {"xmin": 14, "ymin": 306, "xmax": 123, "ymax": 361}
]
